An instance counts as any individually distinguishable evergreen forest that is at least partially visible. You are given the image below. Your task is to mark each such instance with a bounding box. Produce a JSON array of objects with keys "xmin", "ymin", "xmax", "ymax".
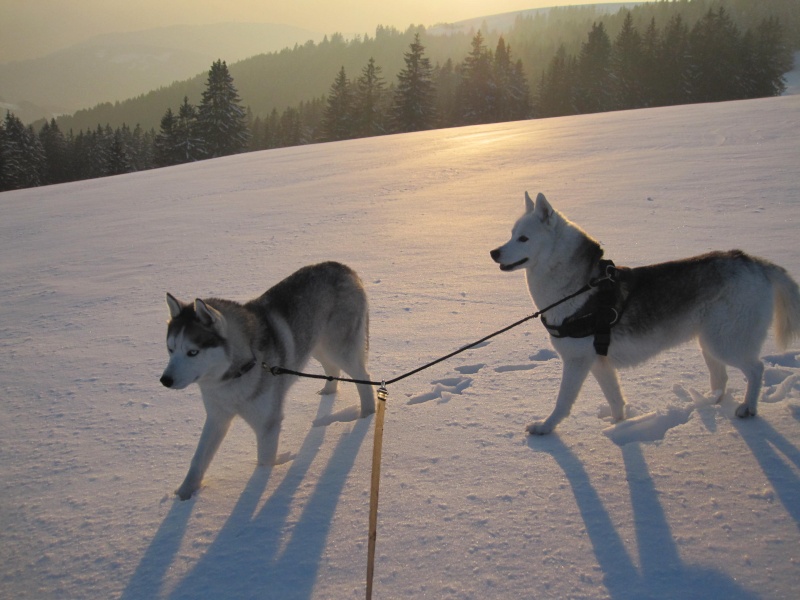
[{"xmin": 1, "ymin": 1, "xmax": 796, "ymax": 192}]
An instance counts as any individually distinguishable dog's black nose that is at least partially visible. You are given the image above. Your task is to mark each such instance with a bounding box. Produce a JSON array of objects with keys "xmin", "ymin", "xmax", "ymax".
[
  {"xmin": 160, "ymin": 375, "xmax": 174, "ymax": 388},
  {"xmin": 490, "ymin": 248, "xmax": 501, "ymax": 262}
]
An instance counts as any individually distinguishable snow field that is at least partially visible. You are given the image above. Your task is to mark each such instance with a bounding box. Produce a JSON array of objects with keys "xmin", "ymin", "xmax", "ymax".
[{"xmin": 1, "ymin": 94, "xmax": 799, "ymax": 599}]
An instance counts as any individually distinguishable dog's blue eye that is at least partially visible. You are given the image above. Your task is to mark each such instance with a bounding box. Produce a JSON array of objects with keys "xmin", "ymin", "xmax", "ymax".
[
  {"xmin": 518, "ymin": 235, "xmax": 529, "ymax": 242},
  {"xmin": 187, "ymin": 350, "xmax": 199, "ymax": 357}
]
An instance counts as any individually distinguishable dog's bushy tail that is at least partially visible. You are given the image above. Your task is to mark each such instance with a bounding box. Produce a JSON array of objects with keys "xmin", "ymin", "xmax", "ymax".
[{"xmin": 768, "ymin": 264, "xmax": 800, "ymax": 350}]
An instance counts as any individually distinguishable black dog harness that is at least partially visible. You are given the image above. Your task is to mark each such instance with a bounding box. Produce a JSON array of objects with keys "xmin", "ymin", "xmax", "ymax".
[{"xmin": 541, "ymin": 260, "xmax": 628, "ymax": 356}]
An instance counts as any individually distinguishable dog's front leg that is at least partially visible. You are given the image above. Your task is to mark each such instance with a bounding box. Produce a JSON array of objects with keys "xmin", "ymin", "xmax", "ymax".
[
  {"xmin": 256, "ymin": 412, "xmax": 283, "ymax": 466},
  {"xmin": 177, "ymin": 411, "xmax": 234, "ymax": 500},
  {"xmin": 528, "ymin": 356, "xmax": 593, "ymax": 435},
  {"xmin": 591, "ymin": 357, "xmax": 626, "ymax": 422}
]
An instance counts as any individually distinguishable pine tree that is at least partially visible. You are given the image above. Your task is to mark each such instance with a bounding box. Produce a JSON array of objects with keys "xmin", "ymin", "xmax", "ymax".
[
  {"xmin": 639, "ymin": 18, "xmax": 661, "ymax": 108},
  {"xmin": 154, "ymin": 108, "xmax": 178, "ymax": 167},
  {"xmin": 458, "ymin": 31, "xmax": 495, "ymax": 125},
  {"xmin": 688, "ymin": 8, "xmax": 743, "ymax": 103},
  {"xmin": 433, "ymin": 59, "xmax": 460, "ymax": 128},
  {"xmin": 196, "ymin": 60, "xmax": 251, "ymax": 158},
  {"xmin": 322, "ymin": 66, "xmax": 354, "ymax": 141},
  {"xmin": 68, "ymin": 129, "xmax": 91, "ymax": 181},
  {"xmin": 87, "ymin": 125, "xmax": 113, "ymax": 178},
  {"xmin": 743, "ymin": 17, "xmax": 792, "ymax": 98},
  {"xmin": 494, "ymin": 38, "xmax": 531, "ymax": 121},
  {"xmin": 105, "ymin": 127, "xmax": 134, "ymax": 176},
  {"xmin": 392, "ymin": 33, "xmax": 437, "ymax": 133},
  {"xmin": 353, "ymin": 58, "xmax": 388, "ymax": 137},
  {"xmin": 0, "ymin": 117, "xmax": 7, "ymax": 191},
  {"xmin": 299, "ymin": 97, "xmax": 326, "ymax": 143},
  {"xmin": 265, "ymin": 108, "xmax": 281, "ymax": 148},
  {"xmin": 493, "ymin": 38, "xmax": 511, "ymax": 120},
  {"xmin": 174, "ymin": 97, "xmax": 204, "ymax": 162},
  {"xmin": 612, "ymin": 12, "xmax": 644, "ymax": 110},
  {"xmin": 130, "ymin": 124, "xmax": 155, "ymax": 172},
  {"xmin": 657, "ymin": 15, "xmax": 691, "ymax": 107},
  {"xmin": 279, "ymin": 107, "xmax": 302, "ymax": 147},
  {"xmin": 535, "ymin": 45, "xmax": 576, "ymax": 118},
  {"xmin": 249, "ymin": 116, "xmax": 265, "ymax": 150},
  {"xmin": 39, "ymin": 118, "xmax": 70, "ymax": 185},
  {"xmin": 574, "ymin": 22, "xmax": 613, "ymax": 114},
  {"xmin": 1, "ymin": 112, "xmax": 46, "ymax": 190}
]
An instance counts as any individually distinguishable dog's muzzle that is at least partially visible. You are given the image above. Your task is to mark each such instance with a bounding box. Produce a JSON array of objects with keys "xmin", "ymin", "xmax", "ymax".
[
  {"xmin": 160, "ymin": 374, "xmax": 174, "ymax": 388},
  {"xmin": 490, "ymin": 248, "xmax": 528, "ymax": 271},
  {"xmin": 499, "ymin": 258, "xmax": 528, "ymax": 271}
]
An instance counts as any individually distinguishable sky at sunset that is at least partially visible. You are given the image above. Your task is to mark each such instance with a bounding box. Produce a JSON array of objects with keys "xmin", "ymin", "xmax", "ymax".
[{"xmin": 1, "ymin": 1, "xmax": 615, "ymax": 63}]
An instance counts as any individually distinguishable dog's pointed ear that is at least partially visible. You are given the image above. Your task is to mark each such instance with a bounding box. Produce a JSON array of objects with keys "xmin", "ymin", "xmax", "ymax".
[
  {"xmin": 166, "ymin": 293, "xmax": 183, "ymax": 319},
  {"xmin": 194, "ymin": 299, "xmax": 226, "ymax": 334},
  {"xmin": 533, "ymin": 192, "xmax": 554, "ymax": 224},
  {"xmin": 524, "ymin": 191, "xmax": 536, "ymax": 213}
]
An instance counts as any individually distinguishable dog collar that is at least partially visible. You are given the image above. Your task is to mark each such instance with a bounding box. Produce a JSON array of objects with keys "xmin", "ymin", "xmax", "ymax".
[{"xmin": 222, "ymin": 357, "xmax": 257, "ymax": 381}]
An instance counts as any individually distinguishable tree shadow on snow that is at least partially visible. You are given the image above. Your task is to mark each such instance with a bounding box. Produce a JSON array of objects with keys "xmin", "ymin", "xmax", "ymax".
[
  {"xmin": 529, "ymin": 435, "xmax": 760, "ymax": 600},
  {"xmin": 122, "ymin": 393, "xmax": 370, "ymax": 600}
]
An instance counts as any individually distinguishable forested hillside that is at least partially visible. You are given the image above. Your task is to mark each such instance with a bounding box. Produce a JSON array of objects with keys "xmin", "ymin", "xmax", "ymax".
[
  {"xmin": 1, "ymin": 1, "xmax": 796, "ymax": 192},
  {"xmin": 49, "ymin": 0, "xmax": 800, "ymax": 134}
]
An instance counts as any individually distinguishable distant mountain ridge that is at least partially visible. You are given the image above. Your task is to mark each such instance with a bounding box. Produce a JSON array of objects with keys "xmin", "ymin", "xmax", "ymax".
[
  {"xmin": 428, "ymin": 2, "xmax": 641, "ymax": 34},
  {"xmin": 0, "ymin": 22, "xmax": 323, "ymax": 123}
]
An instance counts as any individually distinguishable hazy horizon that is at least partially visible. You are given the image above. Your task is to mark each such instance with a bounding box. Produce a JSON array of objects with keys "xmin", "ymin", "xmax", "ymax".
[{"xmin": 1, "ymin": 1, "xmax": 615, "ymax": 63}]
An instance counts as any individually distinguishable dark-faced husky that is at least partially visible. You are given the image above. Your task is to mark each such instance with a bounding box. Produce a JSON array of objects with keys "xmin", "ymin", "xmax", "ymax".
[
  {"xmin": 491, "ymin": 192, "xmax": 800, "ymax": 435},
  {"xmin": 160, "ymin": 262, "xmax": 375, "ymax": 499}
]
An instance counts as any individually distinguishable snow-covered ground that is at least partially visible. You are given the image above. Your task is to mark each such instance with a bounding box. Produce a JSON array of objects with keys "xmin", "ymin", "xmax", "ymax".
[{"xmin": 1, "ymin": 94, "xmax": 799, "ymax": 600}]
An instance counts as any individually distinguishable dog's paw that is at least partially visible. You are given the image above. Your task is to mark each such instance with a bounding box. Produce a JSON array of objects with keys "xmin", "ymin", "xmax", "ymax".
[
  {"xmin": 273, "ymin": 451, "xmax": 295, "ymax": 466},
  {"xmin": 527, "ymin": 420, "xmax": 554, "ymax": 435},
  {"xmin": 735, "ymin": 403, "xmax": 757, "ymax": 418},
  {"xmin": 318, "ymin": 383, "xmax": 338, "ymax": 396},
  {"xmin": 607, "ymin": 407, "xmax": 627, "ymax": 423},
  {"xmin": 175, "ymin": 484, "xmax": 197, "ymax": 501}
]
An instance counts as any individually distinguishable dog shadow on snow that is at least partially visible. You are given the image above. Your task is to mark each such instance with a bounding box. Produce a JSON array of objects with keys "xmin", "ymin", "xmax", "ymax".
[
  {"xmin": 527, "ymin": 430, "xmax": 793, "ymax": 600},
  {"xmin": 733, "ymin": 415, "xmax": 800, "ymax": 526},
  {"xmin": 122, "ymin": 393, "xmax": 369, "ymax": 600}
]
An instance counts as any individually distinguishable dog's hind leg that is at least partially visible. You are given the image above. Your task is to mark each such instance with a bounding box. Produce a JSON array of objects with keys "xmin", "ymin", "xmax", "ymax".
[
  {"xmin": 591, "ymin": 357, "xmax": 626, "ymax": 422},
  {"xmin": 700, "ymin": 345, "xmax": 728, "ymax": 402},
  {"xmin": 700, "ymin": 317, "xmax": 767, "ymax": 418},
  {"xmin": 528, "ymin": 355, "xmax": 593, "ymax": 435},
  {"xmin": 317, "ymin": 358, "xmax": 341, "ymax": 396},
  {"xmin": 702, "ymin": 338, "xmax": 763, "ymax": 417},
  {"xmin": 341, "ymin": 356, "xmax": 376, "ymax": 417},
  {"xmin": 355, "ymin": 382, "xmax": 376, "ymax": 417},
  {"xmin": 734, "ymin": 359, "xmax": 764, "ymax": 418},
  {"xmin": 323, "ymin": 339, "xmax": 375, "ymax": 417}
]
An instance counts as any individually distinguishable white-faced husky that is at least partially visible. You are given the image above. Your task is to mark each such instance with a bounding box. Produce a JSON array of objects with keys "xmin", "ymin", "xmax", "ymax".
[
  {"xmin": 160, "ymin": 262, "xmax": 376, "ymax": 500},
  {"xmin": 491, "ymin": 192, "xmax": 800, "ymax": 435}
]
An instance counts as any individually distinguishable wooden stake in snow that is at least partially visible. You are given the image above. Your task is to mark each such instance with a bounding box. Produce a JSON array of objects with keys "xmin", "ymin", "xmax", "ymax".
[{"xmin": 366, "ymin": 384, "xmax": 388, "ymax": 600}]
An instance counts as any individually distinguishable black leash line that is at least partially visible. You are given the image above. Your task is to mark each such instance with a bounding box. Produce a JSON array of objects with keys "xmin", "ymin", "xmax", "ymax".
[
  {"xmin": 266, "ymin": 276, "xmax": 608, "ymax": 388},
  {"xmin": 268, "ymin": 309, "xmax": 543, "ymax": 386}
]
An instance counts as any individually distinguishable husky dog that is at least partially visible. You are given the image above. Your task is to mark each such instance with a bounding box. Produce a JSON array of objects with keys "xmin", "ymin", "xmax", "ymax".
[
  {"xmin": 160, "ymin": 262, "xmax": 375, "ymax": 499},
  {"xmin": 491, "ymin": 192, "xmax": 800, "ymax": 435}
]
